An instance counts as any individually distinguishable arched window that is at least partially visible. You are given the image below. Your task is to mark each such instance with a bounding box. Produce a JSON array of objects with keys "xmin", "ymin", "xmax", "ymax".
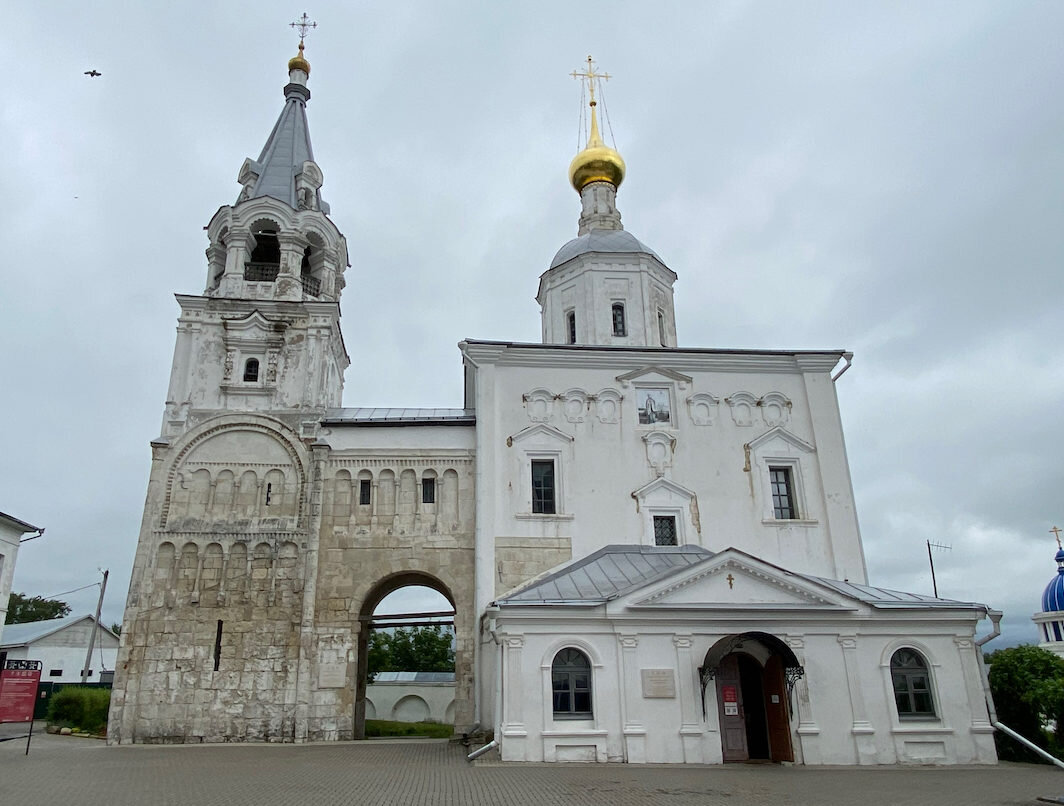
[
  {"xmin": 243, "ymin": 358, "xmax": 259, "ymax": 382},
  {"xmin": 612, "ymin": 303, "xmax": 626, "ymax": 337},
  {"xmin": 891, "ymin": 648, "xmax": 936, "ymax": 718},
  {"xmin": 552, "ymin": 647, "xmax": 592, "ymax": 717},
  {"xmin": 246, "ymin": 228, "xmax": 281, "ymax": 281},
  {"xmin": 566, "ymin": 311, "xmax": 577, "ymax": 345}
]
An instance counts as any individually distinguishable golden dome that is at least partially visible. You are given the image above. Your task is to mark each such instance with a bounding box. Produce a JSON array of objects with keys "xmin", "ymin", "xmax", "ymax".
[
  {"xmin": 568, "ymin": 101, "xmax": 625, "ymax": 192},
  {"xmin": 288, "ymin": 41, "xmax": 311, "ymax": 75}
]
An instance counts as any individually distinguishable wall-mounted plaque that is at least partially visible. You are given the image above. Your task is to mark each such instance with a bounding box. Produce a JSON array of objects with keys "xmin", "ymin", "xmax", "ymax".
[
  {"xmin": 641, "ymin": 668, "xmax": 676, "ymax": 698},
  {"xmin": 318, "ymin": 662, "xmax": 347, "ymax": 689}
]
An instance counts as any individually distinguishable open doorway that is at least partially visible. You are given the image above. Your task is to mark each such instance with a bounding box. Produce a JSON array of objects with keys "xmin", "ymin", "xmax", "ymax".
[{"xmin": 355, "ymin": 574, "xmax": 456, "ymax": 739}]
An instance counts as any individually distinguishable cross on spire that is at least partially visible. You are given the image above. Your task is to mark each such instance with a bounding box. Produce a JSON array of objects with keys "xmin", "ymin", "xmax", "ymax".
[
  {"xmin": 571, "ymin": 55, "xmax": 611, "ymax": 107},
  {"xmin": 1052, "ymin": 525, "xmax": 1062, "ymax": 549},
  {"xmin": 290, "ymin": 12, "xmax": 317, "ymax": 46}
]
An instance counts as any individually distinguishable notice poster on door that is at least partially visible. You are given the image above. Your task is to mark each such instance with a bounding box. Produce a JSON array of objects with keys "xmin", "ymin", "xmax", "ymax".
[{"xmin": 721, "ymin": 684, "xmax": 739, "ymax": 716}]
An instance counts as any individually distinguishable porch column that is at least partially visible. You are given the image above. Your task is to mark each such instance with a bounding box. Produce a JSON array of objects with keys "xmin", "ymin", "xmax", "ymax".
[
  {"xmin": 618, "ymin": 634, "xmax": 646, "ymax": 762},
  {"xmin": 673, "ymin": 634, "xmax": 703, "ymax": 763},
  {"xmin": 501, "ymin": 635, "xmax": 527, "ymax": 738},
  {"xmin": 785, "ymin": 635, "xmax": 820, "ymax": 764},
  {"xmin": 838, "ymin": 634, "xmax": 877, "ymax": 764}
]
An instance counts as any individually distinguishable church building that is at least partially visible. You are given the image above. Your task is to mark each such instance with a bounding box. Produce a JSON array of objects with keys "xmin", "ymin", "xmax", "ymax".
[{"xmin": 108, "ymin": 41, "xmax": 999, "ymax": 765}]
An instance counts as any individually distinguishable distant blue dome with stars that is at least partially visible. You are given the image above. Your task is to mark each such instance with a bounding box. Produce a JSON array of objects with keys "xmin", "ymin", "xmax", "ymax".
[{"xmin": 1041, "ymin": 548, "xmax": 1064, "ymax": 612}]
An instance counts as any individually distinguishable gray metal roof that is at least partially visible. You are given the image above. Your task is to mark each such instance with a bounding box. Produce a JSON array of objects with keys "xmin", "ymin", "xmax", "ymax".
[
  {"xmin": 550, "ymin": 229, "xmax": 662, "ymax": 269},
  {"xmin": 323, "ymin": 407, "xmax": 476, "ymax": 426},
  {"xmin": 0, "ymin": 510, "xmax": 41, "ymax": 533},
  {"xmin": 496, "ymin": 544, "xmax": 713, "ymax": 605},
  {"xmin": 799, "ymin": 576, "xmax": 983, "ymax": 609},
  {"xmin": 241, "ymin": 83, "xmax": 323, "ymax": 211},
  {"xmin": 1, "ymin": 615, "xmax": 116, "ymax": 648},
  {"xmin": 495, "ymin": 544, "xmax": 985, "ymax": 611},
  {"xmin": 372, "ymin": 671, "xmax": 456, "ymax": 683}
]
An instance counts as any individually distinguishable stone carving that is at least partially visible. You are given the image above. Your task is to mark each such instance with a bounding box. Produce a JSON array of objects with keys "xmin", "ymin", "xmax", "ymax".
[
  {"xmin": 594, "ymin": 388, "xmax": 622, "ymax": 424},
  {"xmin": 223, "ymin": 350, "xmax": 235, "ymax": 380},
  {"xmin": 726, "ymin": 391, "xmax": 757, "ymax": 426},
  {"xmin": 759, "ymin": 392, "xmax": 791, "ymax": 427},
  {"xmin": 562, "ymin": 389, "xmax": 588, "ymax": 423},
  {"xmin": 522, "ymin": 388, "xmax": 555, "ymax": 423},
  {"xmin": 687, "ymin": 393, "xmax": 719, "ymax": 426},
  {"xmin": 642, "ymin": 430, "xmax": 676, "ymax": 476}
]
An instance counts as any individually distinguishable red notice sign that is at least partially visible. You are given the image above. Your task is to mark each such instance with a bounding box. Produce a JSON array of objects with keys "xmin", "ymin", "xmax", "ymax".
[
  {"xmin": 0, "ymin": 662, "xmax": 43, "ymax": 723},
  {"xmin": 721, "ymin": 685, "xmax": 738, "ymax": 703}
]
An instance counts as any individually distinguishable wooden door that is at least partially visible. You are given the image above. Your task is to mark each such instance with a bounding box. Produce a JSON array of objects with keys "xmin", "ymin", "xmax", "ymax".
[
  {"xmin": 716, "ymin": 654, "xmax": 748, "ymax": 762},
  {"xmin": 763, "ymin": 655, "xmax": 794, "ymax": 762}
]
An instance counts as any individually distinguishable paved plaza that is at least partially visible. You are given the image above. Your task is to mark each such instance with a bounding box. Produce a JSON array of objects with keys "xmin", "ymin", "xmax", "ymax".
[{"xmin": 2, "ymin": 730, "xmax": 1062, "ymax": 805}]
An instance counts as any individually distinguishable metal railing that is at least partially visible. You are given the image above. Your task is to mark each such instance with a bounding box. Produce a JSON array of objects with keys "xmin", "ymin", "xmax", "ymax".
[
  {"xmin": 300, "ymin": 273, "xmax": 321, "ymax": 296},
  {"xmin": 244, "ymin": 262, "xmax": 279, "ymax": 282}
]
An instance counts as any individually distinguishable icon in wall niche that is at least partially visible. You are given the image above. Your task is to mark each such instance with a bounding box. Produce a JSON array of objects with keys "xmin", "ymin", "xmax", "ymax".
[{"xmin": 637, "ymin": 388, "xmax": 671, "ymax": 425}]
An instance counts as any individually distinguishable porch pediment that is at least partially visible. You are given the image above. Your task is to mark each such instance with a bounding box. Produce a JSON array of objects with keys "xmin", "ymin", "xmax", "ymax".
[{"xmin": 625, "ymin": 549, "xmax": 855, "ymax": 612}]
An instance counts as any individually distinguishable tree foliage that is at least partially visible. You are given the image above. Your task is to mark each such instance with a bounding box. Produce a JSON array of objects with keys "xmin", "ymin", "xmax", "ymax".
[
  {"xmin": 987, "ymin": 644, "xmax": 1064, "ymax": 761},
  {"xmin": 4, "ymin": 592, "xmax": 71, "ymax": 624},
  {"xmin": 367, "ymin": 625, "xmax": 455, "ymax": 681}
]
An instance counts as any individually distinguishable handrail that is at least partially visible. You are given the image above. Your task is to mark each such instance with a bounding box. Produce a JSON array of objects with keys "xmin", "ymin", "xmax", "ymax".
[{"xmin": 994, "ymin": 721, "xmax": 1064, "ymax": 769}]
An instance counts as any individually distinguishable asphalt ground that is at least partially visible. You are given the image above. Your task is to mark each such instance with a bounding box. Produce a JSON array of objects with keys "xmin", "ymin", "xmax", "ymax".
[{"xmin": 1, "ymin": 730, "xmax": 1062, "ymax": 806}]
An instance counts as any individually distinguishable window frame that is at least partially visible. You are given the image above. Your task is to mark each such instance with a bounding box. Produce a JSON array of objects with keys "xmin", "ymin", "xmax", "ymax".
[
  {"xmin": 890, "ymin": 648, "xmax": 937, "ymax": 720},
  {"xmin": 551, "ymin": 647, "xmax": 593, "ymax": 719},
  {"xmin": 769, "ymin": 466, "xmax": 798, "ymax": 519},
  {"xmin": 611, "ymin": 302, "xmax": 627, "ymax": 337},
  {"xmin": 531, "ymin": 459, "xmax": 557, "ymax": 515},
  {"xmin": 243, "ymin": 357, "xmax": 260, "ymax": 383},
  {"xmin": 358, "ymin": 479, "xmax": 372, "ymax": 506},
  {"xmin": 421, "ymin": 476, "xmax": 436, "ymax": 505},
  {"xmin": 566, "ymin": 310, "xmax": 577, "ymax": 345}
]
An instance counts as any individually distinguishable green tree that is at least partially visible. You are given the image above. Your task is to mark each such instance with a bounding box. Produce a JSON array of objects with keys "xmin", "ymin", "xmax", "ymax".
[
  {"xmin": 367, "ymin": 625, "xmax": 455, "ymax": 681},
  {"xmin": 987, "ymin": 644, "xmax": 1064, "ymax": 761},
  {"xmin": 4, "ymin": 592, "xmax": 71, "ymax": 624}
]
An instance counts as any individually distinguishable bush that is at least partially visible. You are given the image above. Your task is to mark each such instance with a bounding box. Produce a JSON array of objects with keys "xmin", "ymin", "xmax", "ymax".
[
  {"xmin": 987, "ymin": 645, "xmax": 1064, "ymax": 762},
  {"xmin": 47, "ymin": 686, "xmax": 111, "ymax": 734},
  {"xmin": 365, "ymin": 719, "xmax": 452, "ymax": 739}
]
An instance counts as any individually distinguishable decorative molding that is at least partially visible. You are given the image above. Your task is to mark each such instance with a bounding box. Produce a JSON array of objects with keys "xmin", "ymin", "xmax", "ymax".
[
  {"xmin": 725, "ymin": 391, "xmax": 757, "ymax": 426},
  {"xmin": 686, "ymin": 393, "xmax": 719, "ymax": 426},
  {"xmin": 642, "ymin": 430, "xmax": 676, "ymax": 476},
  {"xmin": 594, "ymin": 388, "xmax": 622, "ymax": 424},
  {"xmin": 615, "ymin": 366, "xmax": 693, "ymax": 387}
]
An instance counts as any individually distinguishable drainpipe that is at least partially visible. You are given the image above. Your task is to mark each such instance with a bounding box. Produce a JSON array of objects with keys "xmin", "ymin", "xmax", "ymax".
[
  {"xmin": 975, "ymin": 609, "xmax": 1064, "ymax": 769},
  {"xmin": 830, "ymin": 352, "xmax": 853, "ymax": 382}
]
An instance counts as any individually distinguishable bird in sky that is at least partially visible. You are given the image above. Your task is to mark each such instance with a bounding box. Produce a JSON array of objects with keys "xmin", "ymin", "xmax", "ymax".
[{"xmin": 84, "ymin": 70, "xmax": 101, "ymax": 78}]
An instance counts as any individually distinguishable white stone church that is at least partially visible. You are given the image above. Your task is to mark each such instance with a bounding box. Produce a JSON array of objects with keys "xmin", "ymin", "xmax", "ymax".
[{"xmin": 109, "ymin": 45, "xmax": 999, "ymax": 765}]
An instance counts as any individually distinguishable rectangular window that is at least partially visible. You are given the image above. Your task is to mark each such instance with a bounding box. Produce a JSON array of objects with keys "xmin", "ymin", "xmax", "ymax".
[
  {"xmin": 770, "ymin": 467, "xmax": 797, "ymax": 519},
  {"xmin": 531, "ymin": 460, "xmax": 556, "ymax": 514},
  {"xmin": 49, "ymin": 669, "xmax": 62, "ymax": 677},
  {"xmin": 567, "ymin": 311, "xmax": 577, "ymax": 345},
  {"xmin": 612, "ymin": 303, "xmax": 626, "ymax": 337},
  {"xmin": 359, "ymin": 480, "xmax": 372, "ymax": 506},
  {"xmin": 422, "ymin": 477, "xmax": 435, "ymax": 504},
  {"xmin": 214, "ymin": 620, "xmax": 223, "ymax": 671},
  {"xmin": 653, "ymin": 515, "xmax": 678, "ymax": 546}
]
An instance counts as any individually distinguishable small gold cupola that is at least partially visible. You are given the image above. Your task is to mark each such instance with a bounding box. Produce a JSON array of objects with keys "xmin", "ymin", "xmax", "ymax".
[
  {"xmin": 568, "ymin": 56, "xmax": 626, "ymax": 192},
  {"xmin": 288, "ymin": 41, "xmax": 311, "ymax": 75}
]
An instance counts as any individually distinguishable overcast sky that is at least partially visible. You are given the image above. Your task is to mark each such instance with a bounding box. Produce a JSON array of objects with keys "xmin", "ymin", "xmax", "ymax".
[{"xmin": 2, "ymin": 2, "xmax": 1061, "ymax": 646}]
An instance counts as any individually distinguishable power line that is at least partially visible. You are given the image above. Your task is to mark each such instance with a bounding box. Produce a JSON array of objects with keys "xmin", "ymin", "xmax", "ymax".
[{"xmin": 41, "ymin": 582, "xmax": 100, "ymax": 600}]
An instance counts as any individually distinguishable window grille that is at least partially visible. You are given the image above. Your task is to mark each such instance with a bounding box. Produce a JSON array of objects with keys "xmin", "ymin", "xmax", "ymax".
[
  {"xmin": 359, "ymin": 480, "xmax": 372, "ymax": 506},
  {"xmin": 612, "ymin": 303, "xmax": 626, "ymax": 336},
  {"xmin": 653, "ymin": 515, "xmax": 678, "ymax": 546}
]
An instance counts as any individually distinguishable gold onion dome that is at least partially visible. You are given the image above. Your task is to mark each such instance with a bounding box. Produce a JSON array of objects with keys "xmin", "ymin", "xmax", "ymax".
[
  {"xmin": 288, "ymin": 41, "xmax": 311, "ymax": 74},
  {"xmin": 568, "ymin": 102, "xmax": 625, "ymax": 192}
]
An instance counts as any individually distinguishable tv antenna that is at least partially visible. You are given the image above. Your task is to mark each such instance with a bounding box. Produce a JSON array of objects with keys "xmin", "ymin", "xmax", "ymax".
[{"xmin": 926, "ymin": 540, "xmax": 951, "ymax": 598}]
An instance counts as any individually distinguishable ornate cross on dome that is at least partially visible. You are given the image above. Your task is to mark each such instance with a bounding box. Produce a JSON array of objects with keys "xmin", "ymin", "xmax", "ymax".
[
  {"xmin": 1052, "ymin": 525, "xmax": 1062, "ymax": 549},
  {"xmin": 571, "ymin": 55, "xmax": 611, "ymax": 106},
  {"xmin": 290, "ymin": 12, "xmax": 317, "ymax": 45}
]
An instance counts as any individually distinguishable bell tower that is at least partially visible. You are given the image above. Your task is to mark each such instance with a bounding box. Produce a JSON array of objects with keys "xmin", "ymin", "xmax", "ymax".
[
  {"xmin": 538, "ymin": 57, "xmax": 678, "ymax": 348},
  {"xmin": 161, "ymin": 35, "xmax": 349, "ymax": 437}
]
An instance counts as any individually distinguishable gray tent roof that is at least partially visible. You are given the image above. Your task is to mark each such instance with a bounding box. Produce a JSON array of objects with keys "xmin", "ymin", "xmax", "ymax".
[
  {"xmin": 495, "ymin": 544, "xmax": 984, "ymax": 610},
  {"xmin": 241, "ymin": 83, "xmax": 323, "ymax": 211},
  {"xmin": 550, "ymin": 229, "xmax": 662, "ymax": 269}
]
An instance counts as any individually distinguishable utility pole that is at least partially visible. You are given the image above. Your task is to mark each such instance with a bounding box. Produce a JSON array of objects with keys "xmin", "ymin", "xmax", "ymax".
[{"xmin": 81, "ymin": 569, "xmax": 108, "ymax": 684}]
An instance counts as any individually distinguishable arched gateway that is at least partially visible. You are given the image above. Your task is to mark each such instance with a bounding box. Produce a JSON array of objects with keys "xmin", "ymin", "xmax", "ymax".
[{"xmin": 700, "ymin": 633, "xmax": 803, "ymax": 763}]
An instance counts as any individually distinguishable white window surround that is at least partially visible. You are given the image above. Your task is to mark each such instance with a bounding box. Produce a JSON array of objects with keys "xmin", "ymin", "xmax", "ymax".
[
  {"xmin": 539, "ymin": 637, "xmax": 604, "ymax": 730},
  {"xmin": 632, "ymin": 477, "xmax": 699, "ymax": 547},
  {"xmin": 508, "ymin": 424, "xmax": 574, "ymax": 519},
  {"xmin": 878, "ymin": 640, "xmax": 946, "ymax": 730},
  {"xmin": 746, "ymin": 427, "xmax": 819, "ymax": 526}
]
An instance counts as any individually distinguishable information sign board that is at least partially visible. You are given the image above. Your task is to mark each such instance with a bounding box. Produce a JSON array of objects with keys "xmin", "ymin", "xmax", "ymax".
[{"xmin": 0, "ymin": 660, "xmax": 43, "ymax": 723}]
